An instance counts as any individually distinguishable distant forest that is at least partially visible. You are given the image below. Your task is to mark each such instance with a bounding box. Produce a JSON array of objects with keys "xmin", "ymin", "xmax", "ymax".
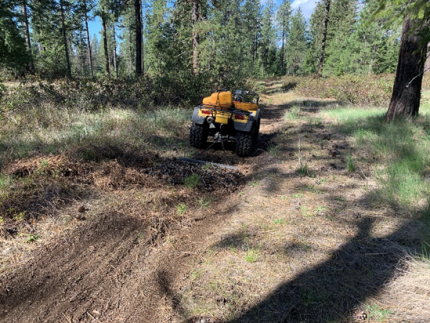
[{"xmin": 1, "ymin": 0, "xmax": 401, "ymax": 80}]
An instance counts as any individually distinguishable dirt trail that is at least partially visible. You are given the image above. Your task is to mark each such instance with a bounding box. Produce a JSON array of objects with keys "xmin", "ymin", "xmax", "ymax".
[{"xmin": 0, "ymin": 81, "xmax": 424, "ymax": 323}]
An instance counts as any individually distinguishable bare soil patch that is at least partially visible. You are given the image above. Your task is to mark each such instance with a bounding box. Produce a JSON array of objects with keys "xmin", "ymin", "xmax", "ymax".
[{"xmin": 0, "ymin": 80, "xmax": 428, "ymax": 323}]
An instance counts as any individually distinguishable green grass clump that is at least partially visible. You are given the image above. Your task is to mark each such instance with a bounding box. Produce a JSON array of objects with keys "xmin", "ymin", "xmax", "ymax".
[
  {"xmin": 0, "ymin": 173, "xmax": 12, "ymax": 192},
  {"xmin": 365, "ymin": 304, "xmax": 393, "ymax": 322},
  {"xmin": 244, "ymin": 249, "xmax": 259, "ymax": 263},
  {"xmin": 198, "ymin": 196, "xmax": 212, "ymax": 208},
  {"xmin": 297, "ymin": 163, "xmax": 310, "ymax": 177},
  {"xmin": 183, "ymin": 174, "xmax": 201, "ymax": 189},
  {"xmin": 284, "ymin": 106, "xmax": 302, "ymax": 121},
  {"xmin": 328, "ymin": 104, "xmax": 430, "ymax": 210},
  {"xmin": 321, "ymin": 107, "xmax": 385, "ymax": 124},
  {"xmin": 268, "ymin": 143, "xmax": 280, "ymax": 157},
  {"xmin": 346, "ymin": 153, "xmax": 355, "ymax": 172},
  {"xmin": 176, "ymin": 203, "xmax": 187, "ymax": 216},
  {"xmin": 421, "ymin": 242, "xmax": 430, "ymax": 260}
]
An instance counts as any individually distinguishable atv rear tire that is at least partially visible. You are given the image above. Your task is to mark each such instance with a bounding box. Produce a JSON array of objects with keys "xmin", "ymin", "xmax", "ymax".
[
  {"xmin": 235, "ymin": 131, "xmax": 254, "ymax": 157},
  {"xmin": 253, "ymin": 119, "xmax": 260, "ymax": 145},
  {"xmin": 190, "ymin": 122, "xmax": 209, "ymax": 149}
]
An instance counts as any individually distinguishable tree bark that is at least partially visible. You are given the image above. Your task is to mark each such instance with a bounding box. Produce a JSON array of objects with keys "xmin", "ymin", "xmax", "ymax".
[
  {"xmin": 59, "ymin": 0, "xmax": 72, "ymax": 78},
  {"xmin": 134, "ymin": 0, "xmax": 143, "ymax": 75},
  {"xmin": 101, "ymin": 12, "xmax": 110, "ymax": 77},
  {"xmin": 21, "ymin": 0, "xmax": 34, "ymax": 73},
  {"xmin": 317, "ymin": 0, "xmax": 330, "ymax": 78},
  {"xmin": 84, "ymin": 7, "xmax": 94, "ymax": 77},
  {"xmin": 129, "ymin": 26, "xmax": 133, "ymax": 75},
  {"xmin": 281, "ymin": 29, "xmax": 285, "ymax": 74},
  {"xmin": 192, "ymin": 0, "xmax": 200, "ymax": 76},
  {"xmin": 112, "ymin": 23, "xmax": 118, "ymax": 77},
  {"xmin": 385, "ymin": 15, "xmax": 427, "ymax": 121}
]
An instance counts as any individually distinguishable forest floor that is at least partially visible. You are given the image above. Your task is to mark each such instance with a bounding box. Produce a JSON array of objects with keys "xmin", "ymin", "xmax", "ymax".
[{"xmin": 0, "ymin": 80, "xmax": 429, "ymax": 322}]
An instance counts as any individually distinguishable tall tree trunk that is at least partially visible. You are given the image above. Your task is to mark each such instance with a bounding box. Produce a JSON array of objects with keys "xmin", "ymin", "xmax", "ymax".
[
  {"xmin": 317, "ymin": 0, "xmax": 330, "ymax": 78},
  {"xmin": 60, "ymin": 0, "xmax": 72, "ymax": 78},
  {"xmin": 21, "ymin": 0, "xmax": 34, "ymax": 73},
  {"xmin": 385, "ymin": 15, "xmax": 427, "ymax": 121},
  {"xmin": 112, "ymin": 23, "xmax": 118, "ymax": 77},
  {"xmin": 134, "ymin": 0, "xmax": 143, "ymax": 75},
  {"xmin": 101, "ymin": 13, "xmax": 110, "ymax": 77},
  {"xmin": 85, "ymin": 9, "xmax": 94, "ymax": 77},
  {"xmin": 192, "ymin": 0, "xmax": 199, "ymax": 75},
  {"xmin": 129, "ymin": 26, "xmax": 133, "ymax": 75},
  {"xmin": 369, "ymin": 44, "xmax": 377, "ymax": 75},
  {"xmin": 281, "ymin": 29, "xmax": 285, "ymax": 74}
]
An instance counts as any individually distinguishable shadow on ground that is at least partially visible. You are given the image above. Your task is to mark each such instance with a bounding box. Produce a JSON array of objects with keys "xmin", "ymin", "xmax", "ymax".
[
  {"xmin": 220, "ymin": 216, "xmax": 422, "ymax": 323},
  {"xmin": 218, "ymin": 114, "xmax": 430, "ymax": 322}
]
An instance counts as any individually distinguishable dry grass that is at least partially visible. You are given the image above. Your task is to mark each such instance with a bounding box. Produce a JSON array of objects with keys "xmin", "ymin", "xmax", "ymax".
[{"xmin": 376, "ymin": 256, "xmax": 430, "ymax": 321}]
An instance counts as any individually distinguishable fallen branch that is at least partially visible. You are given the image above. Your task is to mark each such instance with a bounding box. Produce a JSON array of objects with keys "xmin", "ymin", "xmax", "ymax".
[{"xmin": 178, "ymin": 157, "xmax": 240, "ymax": 170}]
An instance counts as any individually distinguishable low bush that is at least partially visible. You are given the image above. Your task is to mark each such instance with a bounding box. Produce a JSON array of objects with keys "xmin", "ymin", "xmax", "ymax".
[
  {"xmin": 0, "ymin": 71, "xmax": 248, "ymax": 116},
  {"xmin": 282, "ymin": 74, "xmax": 394, "ymax": 106}
]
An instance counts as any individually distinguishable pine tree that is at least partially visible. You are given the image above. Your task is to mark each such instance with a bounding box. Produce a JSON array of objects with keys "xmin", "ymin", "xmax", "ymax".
[
  {"xmin": 0, "ymin": 0, "xmax": 29, "ymax": 71},
  {"xmin": 323, "ymin": 0, "xmax": 358, "ymax": 76},
  {"xmin": 21, "ymin": 0, "xmax": 34, "ymax": 72},
  {"xmin": 303, "ymin": 1, "xmax": 325, "ymax": 74},
  {"xmin": 134, "ymin": 0, "xmax": 143, "ymax": 75},
  {"xmin": 386, "ymin": 15, "xmax": 427, "ymax": 120},
  {"xmin": 145, "ymin": 0, "xmax": 168, "ymax": 74},
  {"xmin": 372, "ymin": 0, "xmax": 429, "ymax": 120},
  {"xmin": 276, "ymin": 0, "xmax": 292, "ymax": 75},
  {"xmin": 75, "ymin": 0, "xmax": 96, "ymax": 77},
  {"xmin": 286, "ymin": 8, "xmax": 307, "ymax": 76},
  {"xmin": 95, "ymin": 0, "xmax": 111, "ymax": 76},
  {"xmin": 30, "ymin": 0, "xmax": 79, "ymax": 77},
  {"xmin": 118, "ymin": 4, "xmax": 137, "ymax": 76},
  {"xmin": 259, "ymin": 0, "xmax": 277, "ymax": 76},
  {"xmin": 90, "ymin": 34, "xmax": 103, "ymax": 75},
  {"xmin": 317, "ymin": 0, "xmax": 330, "ymax": 77},
  {"xmin": 241, "ymin": 0, "xmax": 261, "ymax": 77},
  {"xmin": 351, "ymin": 0, "xmax": 399, "ymax": 74}
]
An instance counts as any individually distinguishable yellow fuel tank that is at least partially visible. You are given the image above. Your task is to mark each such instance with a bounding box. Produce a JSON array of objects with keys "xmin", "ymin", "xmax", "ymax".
[{"xmin": 202, "ymin": 91, "xmax": 233, "ymax": 109}]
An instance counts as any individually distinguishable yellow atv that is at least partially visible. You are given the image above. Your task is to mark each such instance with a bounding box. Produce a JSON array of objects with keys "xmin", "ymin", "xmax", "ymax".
[{"xmin": 190, "ymin": 90, "xmax": 261, "ymax": 157}]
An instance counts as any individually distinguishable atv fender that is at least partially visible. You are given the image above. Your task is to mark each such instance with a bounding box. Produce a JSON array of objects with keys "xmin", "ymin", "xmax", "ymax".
[
  {"xmin": 191, "ymin": 106, "xmax": 206, "ymax": 125},
  {"xmin": 233, "ymin": 109, "xmax": 261, "ymax": 132}
]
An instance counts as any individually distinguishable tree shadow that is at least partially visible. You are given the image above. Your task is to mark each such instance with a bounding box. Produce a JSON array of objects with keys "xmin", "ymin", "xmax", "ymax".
[
  {"xmin": 217, "ymin": 113, "xmax": 430, "ymax": 322},
  {"xmin": 220, "ymin": 215, "xmax": 422, "ymax": 323}
]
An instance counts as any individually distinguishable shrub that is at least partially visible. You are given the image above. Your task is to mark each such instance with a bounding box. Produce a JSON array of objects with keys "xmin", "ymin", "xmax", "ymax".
[
  {"xmin": 0, "ymin": 71, "xmax": 249, "ymax": 116},
  {"xmin": 283, "ymin": 74, "xmax": 394, "ymax": 107}
]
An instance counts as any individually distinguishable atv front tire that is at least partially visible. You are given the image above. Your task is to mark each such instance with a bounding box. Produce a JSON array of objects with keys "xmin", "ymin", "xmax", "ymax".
[{"xmin": 190, "ymin": 122, "xmax": 209, "ymax": 149}]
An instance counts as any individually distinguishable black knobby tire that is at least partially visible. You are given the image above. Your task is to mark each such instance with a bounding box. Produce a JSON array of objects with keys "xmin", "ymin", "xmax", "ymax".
[
  {"xmin": 190, "ymin": 122, "xmax": 209, "ymax": 149},
  {"xmin": 235, "ymin": 131, "xmax": 254, "ymax": 157}
]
